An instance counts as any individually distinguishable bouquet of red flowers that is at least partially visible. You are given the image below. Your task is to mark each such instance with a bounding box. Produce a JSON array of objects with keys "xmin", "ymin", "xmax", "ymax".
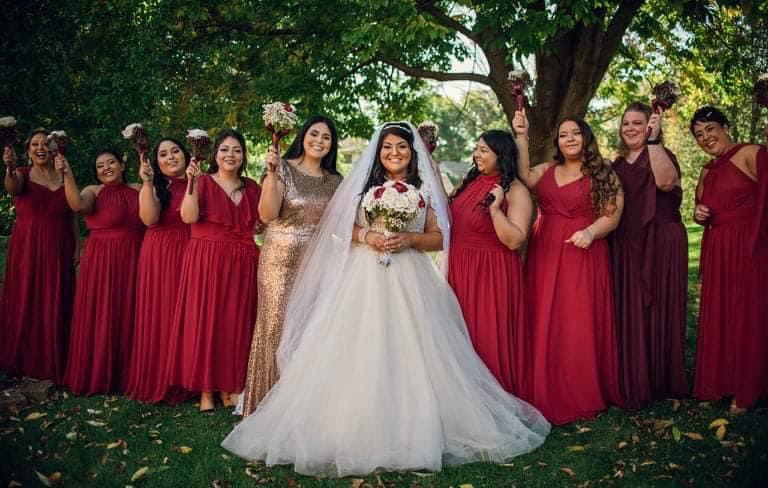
[
  {"xmin": 506, "ymin": 69, "xmax": 532, "ymax": 111},
  {"xmin": 0, "ymin": 116, "xmax": 19, "ymax": 150},
  {"xmin": 361, "ymin": 180, "xmax": 426, "ymax": 266},
  {"xmin": 417, "ymin": 121, "xmax": 439, "ymax": 154},
  {"xmin": 122, "ymin": 123, "xmax": 150, "ymax": 160}
]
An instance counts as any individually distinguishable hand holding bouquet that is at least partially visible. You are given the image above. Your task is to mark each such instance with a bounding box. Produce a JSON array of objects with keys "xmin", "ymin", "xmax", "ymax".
[
  {"xmin": 648, "ymin": 81, "xmax": 682, "ymax": 138},
  {"xmin": 361, "ymin": 180, "xmax": 426, "ymax": 266},
  {"xmin": 186, "ymin": 129, "xmax": 211, "ymax": 195},
  {"xmin": 122, "ymin": 123, "xmax": 150, "ymax": 161},
  {"xmin": 506, "ymin": 69, "xmax": 532, "ymax": 112},
  {"xmin": 263, "ymin": 102, "xmax": 298, "ymax": 152}
]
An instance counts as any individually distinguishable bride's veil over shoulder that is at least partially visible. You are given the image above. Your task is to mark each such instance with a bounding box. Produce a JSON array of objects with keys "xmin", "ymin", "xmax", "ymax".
[{"xmin": 275, "ymin": 121, "xmax": 451, "ymax": 371}]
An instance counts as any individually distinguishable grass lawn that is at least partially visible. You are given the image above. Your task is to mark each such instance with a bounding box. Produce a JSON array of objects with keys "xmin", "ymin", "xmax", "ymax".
[{"xmin": 1, "ymin": 227, "xmax": 766, "ymax": 487}]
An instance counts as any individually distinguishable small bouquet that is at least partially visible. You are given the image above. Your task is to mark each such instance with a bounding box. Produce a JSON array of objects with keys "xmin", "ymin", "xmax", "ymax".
[
  {"xmin": 361, "ymin": 180, "xmax": 426, "ymax": 267},
  {"xmin": 186, "ymin": 129, "xmax": 211, "ymax": 194},
  {"xmin": 648, "ymin": 80, "xmax": 682, "ymax": 137},
  {"xmin": 0, "ymin": 116, "xmax": 19, "ymax": 149},
  {"xmin": 263, "ymin": 102, "xmax": 298, "ymax": 151},
  {"xmin": 122, "ymin": 123, "xmax": 150, "ymax": 161},
  {"xmin": 46, "ymin": 130, "xmax": 69, "ymax": 156},
  {"xmin": 755, "ymin": 73, "xmax": 768, "ymax": 109},
  {"xmin": 506, "ymin": 69, "xmax": 532, "ymax": 111},
  {"xmin": 417, "ymin": 121, "xmax": 439, "ymax": 154}
]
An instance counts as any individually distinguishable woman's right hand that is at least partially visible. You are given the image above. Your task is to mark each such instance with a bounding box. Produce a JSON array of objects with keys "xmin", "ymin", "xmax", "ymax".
[
  {"xmin": 264, "ymin": 146, "xmax": 280, "ymax": 174},
  {"xmin": 139, "ymin": 154, "xmax": 153, "ymax": 182},
  {"xmin": 364, "ymin": 231, "xmax": 387, "ymax": 252},
  {"xmin": 186, "ymin": 159, "xmax": 201, "ymax": 179},
  {"xmin": 3, "ymin": 146, "xmax": 17, "ymax": 170},
  {"xmin": 694, "ymin": 204, "xmax": 711, "ymax": 224}
]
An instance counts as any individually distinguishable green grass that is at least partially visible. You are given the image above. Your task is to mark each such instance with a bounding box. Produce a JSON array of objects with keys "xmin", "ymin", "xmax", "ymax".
[{"xmin": 1, "ymin": 226, "xmax": 766, "ymax": 487}]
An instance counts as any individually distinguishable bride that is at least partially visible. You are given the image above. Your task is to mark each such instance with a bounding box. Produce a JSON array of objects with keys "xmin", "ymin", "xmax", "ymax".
[{"xmin": 221, "ymin": 122, "xmax": 550, "ymax": 477}]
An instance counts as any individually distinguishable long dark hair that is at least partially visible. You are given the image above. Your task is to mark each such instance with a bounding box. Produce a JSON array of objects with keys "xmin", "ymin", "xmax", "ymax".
[
  {"xmin": 553, "ymin": 117, "xmax": 620, "ymax": 216},
  {"xmin": 283, "ymin": 115, "xmax": 341, "ymax": 176},
  {"xmin": 208, "ymin": 128, "xmax": 247, "ymax": 195},
  {"xmin": 361, "ymin": 123, "xmax": 422, "ymax": 197},
  {"xmin": 208, "ymin": 129, "xmax": 248, "ymax": 176},
  {"xmin": 451, "ymin": 129, "xmax": 518, "ymax": 206},
  {"xmin": 93, "ymin": 148, "xmax": 128, "ymax": 184},
  {"xmin": 151, "ymin": 137, "xmax": 190, "ymax": 211}
]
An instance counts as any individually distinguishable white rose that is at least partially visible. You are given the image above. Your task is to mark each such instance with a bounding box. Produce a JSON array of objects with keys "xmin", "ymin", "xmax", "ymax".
[
  {"xmin": 0, "ymin": 116, "xmax": 17, "ymax": 127},
  {"xmin": 122, "ymin": 123, "xmax": 142, "ymax": 139},
  {"xmin": 187, "ymin": 128, "xmax": 209, "ymax": 139},
  {"xmin": 381, "ymin": 187, "xmax": 398, "ymax": 206},
  {"xmin": 406, "ymin": 190, "xmax": 420, "ymax": 204},
  {"xmin": 394, "ymin": 195, "xmax": 409, "ymax": 210}
]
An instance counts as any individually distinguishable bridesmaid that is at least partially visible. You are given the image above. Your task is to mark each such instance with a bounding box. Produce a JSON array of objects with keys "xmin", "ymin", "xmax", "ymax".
[
  {"xmin": 0, "ymin": 129, "xmax": 78, "ymax": 383},
  {"xmin": 166, "ymin": 129, "xmax": 261, "ymax": 412},
  {"xmin": 515, "ymin": 111, "xmax": 624, "ymax": 425},
  {"xmin": 609, "ymin": 102, "xmax": 689, "ymax": 409},
  {"xmin": 447, "ymin": 130, "xmax": 532, "ymax": 394},
  {"xmin": 240, "ymin": 116, "xmax": 342, "ymax": 416},
  {"xmin": 59, "ymin": 149, "xmax": 144, "ymax": 395},
  {"xmin": 124, "ymin": 138, "xmax": 191, "ymax": 403},
  {"xmin": 691, "ymin": 106, "xmax": 768, "ymax": 413}
]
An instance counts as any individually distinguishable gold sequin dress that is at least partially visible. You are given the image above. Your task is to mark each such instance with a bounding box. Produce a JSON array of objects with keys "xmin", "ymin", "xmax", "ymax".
[{"xmin": 241, "ymin": 161, "xmax": 342, "ymax": 415}]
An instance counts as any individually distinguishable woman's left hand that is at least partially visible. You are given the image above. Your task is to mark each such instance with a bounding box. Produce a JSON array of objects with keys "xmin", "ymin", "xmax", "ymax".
[
  {"xmin": 385, "ymin": 232, "xmax": 413, "ymax": 253},
  {"xmin": 565, "ymin": 228, "xmax": 594, "ymax": 249},
  {"xmin": 488, "ymin": 185, "xmax": 504, "ymax": 211}
]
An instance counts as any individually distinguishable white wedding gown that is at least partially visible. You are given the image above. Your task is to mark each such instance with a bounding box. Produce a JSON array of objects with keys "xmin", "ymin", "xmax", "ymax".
[{"xmin": 222, "ymin": 201, "xmax": 550, "ymax": 477}]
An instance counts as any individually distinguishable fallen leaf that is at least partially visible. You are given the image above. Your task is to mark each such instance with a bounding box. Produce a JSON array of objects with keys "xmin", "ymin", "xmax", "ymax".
[
  {"xmin": 672, "ymin": 399, "xmax": 681, "ymax": 411},
  {"xmin": 560, "ymin": 467, "xmax": 575, "ymax": 476},
  {"xmin": 617, "ymin": 441, "xmax": 628, "ymax": 449},
  {"xmin": 709, "ymin": 418, "xmax": 729, "ymax": 429},
  {"xmin": 410, "ymin": 471, "xmax": 435, "ymax": 477},
  {"xmin": 652, "ymin": 419, "xmax": 673, "ymax": 431},
  {"xmin": 85, "ymin": 420, "xmax": 106, "ymax": 427},
  {"xmin": 672, "ymin": 426, "xmax": 682, "ymax": 442},
  {"xmin": 8, "ymin": 481, "xmax": 22, "ymax": 488},
  {"xmin": 683, "ymin": 432, "xmax": 704, "ymax": 441},
  {"xmin": 715, "ymin": 425, "xmax": 726, "ymax": 440},
  {"xmin": 35, "ymin": 471, "xmax": 61, "ymax": 487},
  {"xmin": 65, "ymin": 431, "xmax": 77, "ymax": 441},
  {"xmin": 176, "ymin": 446, "xmax": 193, "ymax": 454},
  {"xmin": 668, "ymin": 463, "xmax": 682, "ymax": 470},
  {"xmin": 130, "ymin": 466, "xmax": 149, "ymax": 482},
  {"xmin": 245, "ymin": 467, "xmax": 261, "ymax": 480},
  {"xmin": 576, "ymin": 426, "xmax": 591, "ymax": 434},
  {"xmin": 106, "ymin": 440, "xmax": 122, "ymax": 450},
  {"xmin": 499, "ymin": 463, "xmax": 515, "ymax": 467},
  {"xmin": 631, "ymin": 433, "xmax": 640, "ymax": 443},
  {"xmin": 350, "ymin": 479, "xmax": 366, "ymax": 488},
  {"xmin": 640, "ymin": 460, "xmax": 656, "ymax": 467},
  {"xmin": 567, "ymin": 445, "xmax": 587, "ymax": 452},
  {"xmin": 459, "ymin": 485, "xmax": 474, "ymax": 488},
  {"xmin": 25, "ymin": 412, "xmax": 46, "ymax": 421}
]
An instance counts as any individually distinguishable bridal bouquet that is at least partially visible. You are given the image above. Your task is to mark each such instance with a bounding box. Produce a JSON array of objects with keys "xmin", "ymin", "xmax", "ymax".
[
  {"xmin": 362, "ymin": 180, "xmax": 426, "ymax": 266},
  {"xmin": 263, "ymin": 101, "xmax": 298, "ymax": 151},
  {"xmin": 46, "ymin": 130, "xmax": 69, "ymax": 156}
]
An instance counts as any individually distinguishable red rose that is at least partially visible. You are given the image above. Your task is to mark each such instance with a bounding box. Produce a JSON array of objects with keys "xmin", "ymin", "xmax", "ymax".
[
  {"xmin": 284, "ymin": 103, "xmax": 293, "ymax": 112},
  {"xmin": 374, "ymin": 187, "xmax": 385, "ymax": 199},
  {"xmin": 393, "ymin": 181, "xmax": 408, "ymax": 193},
  {"xmin": 418, "ymin": 195, "xmax": 425, "ymax": 208}
]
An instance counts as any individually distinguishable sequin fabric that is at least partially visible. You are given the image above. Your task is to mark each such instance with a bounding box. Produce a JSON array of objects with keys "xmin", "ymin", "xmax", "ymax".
[{"xmin": 241, "ymin": 161, "xmax": 342, "ymax": 415}]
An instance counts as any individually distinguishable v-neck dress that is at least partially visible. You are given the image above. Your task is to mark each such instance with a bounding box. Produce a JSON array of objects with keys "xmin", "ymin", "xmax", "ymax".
[{"xmin": 166, "ymin": 174, "xmax": 262, "ymax": 393}]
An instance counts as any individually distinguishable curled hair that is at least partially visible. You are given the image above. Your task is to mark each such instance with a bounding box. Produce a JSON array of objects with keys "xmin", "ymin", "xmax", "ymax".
[
  {"xmin": 93, "ymin": 148, "xmax": 128, "ymax": 184},
  {"xmin": 361, "ymin": 124, "xmax": 422, "ymax": 197},
  {"xmin": 554, "ymin": 117, "xmax": 621, "ymax": 216},
  {"xmin": 283, "ymin": 115, "xmax": 341, "ymax": 176},
  {"xmin": 451, "ymin": 130, "xmax": 519, "ymax": 207},
  {"xmin": 689, "ymin": 105, "xmax": 730, "ymax": 135},
  {"xmin": 151, "ymin": 137, "xmax": 190, "ymax": 211},
  {"xmin": 617, "ymin": 102, "xmax": 663, "ymax": 159}
]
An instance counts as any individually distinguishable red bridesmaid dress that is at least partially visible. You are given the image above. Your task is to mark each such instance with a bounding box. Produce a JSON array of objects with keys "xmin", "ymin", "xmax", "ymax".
[
  {"xmin": 125, "ymin": 178, "xmax": 190, "ymax": 403},
  {"xmin": 694, "ymin": 144, "xmax": 768, "ymax": 408},
  {"xmin": 165, "ymin": 175, "xmax": 261, "ymax": 394},
  {"xmin": 63, "ymin": 184, "xmax": 144, "ymax": 395},
  {"xmin": 0, "ymin": 167, "xmax": 75, "ymax": 383},
  {"xmin": 610, "ymin": 148, "xmax": 689, "ymax": 409},
  {"xmin": 448, "ymin": 174, "xmax": 524, "ymax": 393},
  {"xmin": 521, "ymin": 165, "xmax": 622, "ymax": 425}
]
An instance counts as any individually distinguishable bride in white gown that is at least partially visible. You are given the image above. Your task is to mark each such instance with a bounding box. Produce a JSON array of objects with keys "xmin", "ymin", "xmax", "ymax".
[{"xmin": 221, "ymin": 122, "xmax": 550, "ymax": 477}]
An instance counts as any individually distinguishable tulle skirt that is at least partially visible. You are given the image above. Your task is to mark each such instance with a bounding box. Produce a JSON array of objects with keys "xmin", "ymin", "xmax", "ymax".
[{"xmin": 222, "ymin": 245, "xmax": 550, "ymax": 477}]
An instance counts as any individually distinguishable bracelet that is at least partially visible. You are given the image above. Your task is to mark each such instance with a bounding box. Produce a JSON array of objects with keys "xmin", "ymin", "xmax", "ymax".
[
  {"xmin": 358, "ymin": 227, "xmax": 370, "ymax": 244},
  {"xmin": 646, "ymin": 138, "xmax": 661, "ymax": 145}
]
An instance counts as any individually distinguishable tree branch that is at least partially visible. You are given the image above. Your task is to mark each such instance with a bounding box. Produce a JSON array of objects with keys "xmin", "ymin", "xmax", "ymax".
[
  {"xmin": 595, "ymin": 0, "xmax": 646, "ymax": 82},
  {"xmin": 415, "ymin": 0, "xmax": 482, "ymax": 45},
  {"xmin": 379, "ymin": 56, "xmax": 490, "ymax": 85}
]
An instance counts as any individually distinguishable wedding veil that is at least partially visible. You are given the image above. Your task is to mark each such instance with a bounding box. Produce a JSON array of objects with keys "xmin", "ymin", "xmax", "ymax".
[{"xmin": 275, "ymin": 121, "xmax": 451, "ymax": 371}]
